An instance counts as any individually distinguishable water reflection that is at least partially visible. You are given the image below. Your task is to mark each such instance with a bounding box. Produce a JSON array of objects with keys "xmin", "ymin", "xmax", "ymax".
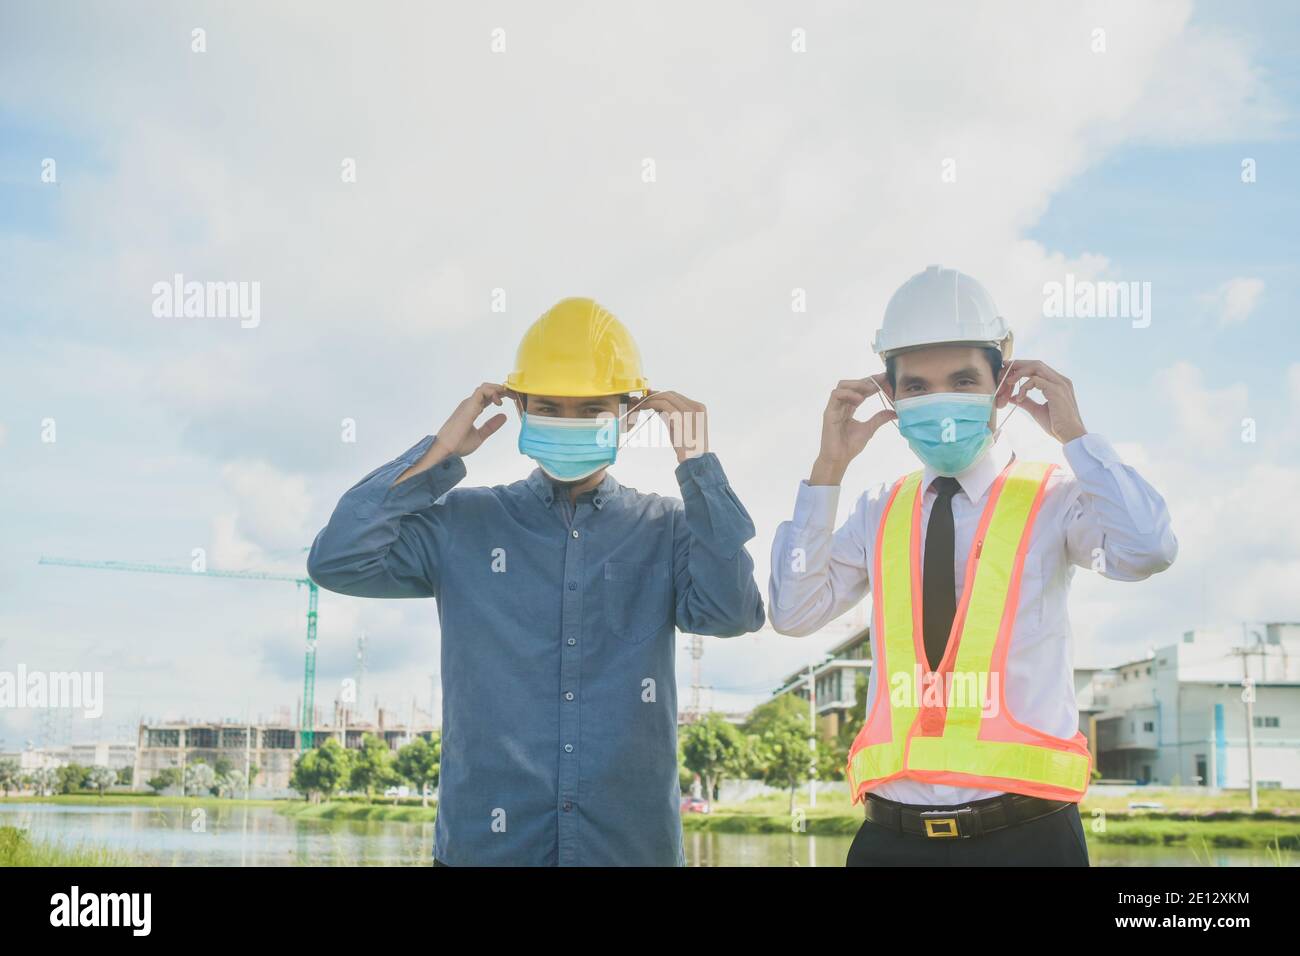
[{"xmin": 0, "ymin": 803, "xmax": 1289, "ymax": 867}]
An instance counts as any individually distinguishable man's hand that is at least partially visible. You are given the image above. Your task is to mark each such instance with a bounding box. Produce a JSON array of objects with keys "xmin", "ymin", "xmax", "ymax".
[
  {"xmin": 436, "ymin": 382, "xmax": 510, "ymax": 457},
  {"xmin": 394, "ymin": 382, "xmax": 509, "ymax": 484},
  {"xmin": 637, "ymin": 390, "xmax": 708, "ymax": 465},
  {"xmin": 995, "ymin": 360, "xmax": 1087, "ymax": 444},
  {"xmin": 810, "ymin": 376, "xmax": 897, "ymax": 486}
]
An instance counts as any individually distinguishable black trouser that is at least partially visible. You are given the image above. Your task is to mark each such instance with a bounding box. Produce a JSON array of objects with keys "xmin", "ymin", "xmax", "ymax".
[{"xmin": 845, "ymin": 801, "xmax": 1090, "ymax": 866}]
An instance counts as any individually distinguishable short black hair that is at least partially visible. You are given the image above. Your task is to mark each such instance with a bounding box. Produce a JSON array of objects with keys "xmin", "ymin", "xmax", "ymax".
[{"xmin": 886, "ymin": 346, "xmax": 1002, "ymax": 391}]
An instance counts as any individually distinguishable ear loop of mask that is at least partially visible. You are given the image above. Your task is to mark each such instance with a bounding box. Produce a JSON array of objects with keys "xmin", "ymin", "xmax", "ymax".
[
  {"xmin": 614, "ymin": 392, "xmax": 659, "ymax": 446},
  {"xmin": 873, "ymin": 375, "xmax": 902, "ymax": 432},
  {"xmin": 989, "ymin": 361, "xmax": 1020, "ymax": 442}
]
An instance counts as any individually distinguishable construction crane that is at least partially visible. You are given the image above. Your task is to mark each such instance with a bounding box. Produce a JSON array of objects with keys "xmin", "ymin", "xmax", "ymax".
[{"xmin": 38, "ymin": 556, "xmax": 321, "ymax": 751}]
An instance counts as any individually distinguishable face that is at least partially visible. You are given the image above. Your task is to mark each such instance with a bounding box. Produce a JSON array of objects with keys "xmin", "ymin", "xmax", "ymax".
[
  {"xmin": 513, "ymin": 392, "xmax": 627, "ymax": 487},
  {"xmin": 888, "ymin": 345, "xmax": 999, "ymax": 426}
]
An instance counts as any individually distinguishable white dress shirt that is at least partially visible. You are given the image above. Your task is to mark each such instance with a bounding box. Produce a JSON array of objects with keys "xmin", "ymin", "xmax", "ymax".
[{"xmin": 768, "ymin": 432, "xmax": 1177, "ymax": 807}]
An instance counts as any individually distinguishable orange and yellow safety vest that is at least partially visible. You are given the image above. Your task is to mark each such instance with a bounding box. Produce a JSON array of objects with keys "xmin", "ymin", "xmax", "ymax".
[{"xmin": 845, "ymin": 459, "xmax": 1093, "ymax": 804}]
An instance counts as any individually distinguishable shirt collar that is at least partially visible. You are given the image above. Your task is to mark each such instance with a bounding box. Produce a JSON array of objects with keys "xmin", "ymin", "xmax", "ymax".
[
  {"xmin": 525, "ymin": 468, "xmax": 620, "ymax": 509},
  {"xmin": 922, "ymin": 439, "xmax": 1015, "ymax": 504}
]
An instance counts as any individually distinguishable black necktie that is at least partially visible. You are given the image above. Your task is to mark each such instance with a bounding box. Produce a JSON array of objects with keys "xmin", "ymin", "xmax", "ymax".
[{"xmin": 922, "ymin": 476, "xmax": 962, "ymax": 672}]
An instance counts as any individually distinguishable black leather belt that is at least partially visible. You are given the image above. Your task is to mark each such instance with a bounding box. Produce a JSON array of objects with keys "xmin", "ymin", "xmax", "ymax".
[{"xmin": 864, "ymin": 791, "xmax": 1072, "ymax": 839}]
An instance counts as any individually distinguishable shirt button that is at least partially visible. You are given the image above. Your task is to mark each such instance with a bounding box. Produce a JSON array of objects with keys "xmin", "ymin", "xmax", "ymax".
[
  {"xmin": 563, "ymin": 801, "xmax": 572, "ymax": 811},
  {"xmin": 564, "ymin": 744, "xmax": 574, "ymax": 753},
  {"xmin": 567, "ymin": 581, "xmax": 576, "ymax": 591},
  {"xmin": 571, "ymin": 529, "xmax": 580, "ymax": 539},
  {"xmin": 567, "ymin": 638, "xmax": 576, "ymax": 646},
  {"xmin": 564, "ymin": 691, "xmax": 574, "ymax": 701}
]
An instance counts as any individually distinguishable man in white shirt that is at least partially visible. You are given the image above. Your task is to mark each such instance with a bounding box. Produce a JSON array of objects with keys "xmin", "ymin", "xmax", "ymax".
[{"xmin": 768, "ymin": 266, "xmax": 1177, "ymax": 866}]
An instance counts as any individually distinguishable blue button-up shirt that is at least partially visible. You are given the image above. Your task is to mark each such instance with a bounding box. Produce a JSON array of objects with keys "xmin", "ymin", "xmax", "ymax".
[{"xmin": 307, "ymin": 435, "xmax": 765, "ymax": 865}]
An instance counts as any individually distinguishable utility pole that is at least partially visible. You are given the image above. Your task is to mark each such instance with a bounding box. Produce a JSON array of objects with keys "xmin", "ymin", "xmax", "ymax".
[
  {"xmin": 687, "ymin": 634, "xmax": 704, "ymax": 723},
  {"xmin": 1232, "ymin": 626, "xmax": 1268, "ymax": 811},
  {"xmin": 1241, "ymin": 673, "xmax": 1258, "ymax": 811},
  {"xmin": 244, "ymin": 702, "xmax": 252, "ymax": 801},
  {"xmin": 807, "ymin": 662, "xmax": 818, "ymax": 809},
  {"xmin": 355, "ymin": 633, "xmax": 368, "ymax": 724}
]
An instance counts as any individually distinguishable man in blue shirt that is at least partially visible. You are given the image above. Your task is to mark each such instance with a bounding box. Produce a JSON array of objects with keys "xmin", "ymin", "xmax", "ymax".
[{"xmin": 307, "ymin": 298, "xmax": 765, "ymax": 865}]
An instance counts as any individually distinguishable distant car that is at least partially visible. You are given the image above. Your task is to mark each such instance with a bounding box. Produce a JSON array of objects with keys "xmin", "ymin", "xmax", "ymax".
[
  {"xmin": 384, "ymin": 785, "xmax": 411, "ymax": 798},
  {"xmin": 680, "ymin": 796, "xmax": 710, "ymax": 814}
]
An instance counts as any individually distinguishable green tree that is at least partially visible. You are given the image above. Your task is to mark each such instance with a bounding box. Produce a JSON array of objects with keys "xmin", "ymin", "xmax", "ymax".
[
  {"xmin": 819, "ymin": 732, "xmax": 849, "ymax": 782},
  {"xmin": 0, "ymin": 759, "xmax": 19, "ymax": 796},
  {"xmin": 146, "ymin": 767, "xmax": 180, "ymax": 794},
  {"xmin": 87, "ymin": 766, "xmax": 117, "ymax": 796},
  {"xmin": 57, "ymin": 763, "xmax": 90, "ymax": 794},
  {"xmin": 349, "ymin": 733, "xmax": 398, "ymax": 803},
  {"xmin": 215, "ymin": 770, "xmax": 245, "ymax": 798},
  {"xmin": 680, "ymin": 713, "xmax": 747, "ymax": 808},
  {"xmin": 745, "ymin": 696, "xmax": 815, "ymax": 815},
  {"xmin": 394, "ymin": 734, "xmax": 440, "ymax": 807},
  {"xmin": 743, "ymin": 692, "xmax": 809, "ymax": 737},
  {"xmin": 184, "ymin": 760, "xmax": 215, "ymax": 796},
  {"xmin": 30, "ymin": 767, "xmax": 58, "ymax": 796},
  {"xmin": 290, "ymin": 738, "xmax": 352, "ymax": 801}
]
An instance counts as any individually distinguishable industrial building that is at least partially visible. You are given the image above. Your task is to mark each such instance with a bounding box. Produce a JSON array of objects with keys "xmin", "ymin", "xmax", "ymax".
[
  {"xmin": 770, "ymin": 621, "xmax": 1300, "ymax": 791},
  {"xmin": 133, "ymin": 706, "xmax": 436, "ymax": 795},
  {"xmin": 0, "ymin": 741, "xmax": 136, "ymax": 775},
  {"xmin": 1085, "ymin": 622, "xmax": 1299, "ymax": 789}
]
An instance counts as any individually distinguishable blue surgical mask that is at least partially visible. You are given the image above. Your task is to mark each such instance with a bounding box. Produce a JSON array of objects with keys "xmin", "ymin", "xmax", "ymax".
[
  {"xmin": 518, "ymin": 412, "xmax": 619, "ymax": 482},
  {"xmin": 893, "ymin": 392, "xmax": 995, "ymax": 476}
]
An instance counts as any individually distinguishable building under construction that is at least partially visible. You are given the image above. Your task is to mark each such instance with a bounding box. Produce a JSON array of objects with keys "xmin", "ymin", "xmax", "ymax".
[{"xmin": 133, "ymin": 706, "xmax": 437, "ymax": 796}]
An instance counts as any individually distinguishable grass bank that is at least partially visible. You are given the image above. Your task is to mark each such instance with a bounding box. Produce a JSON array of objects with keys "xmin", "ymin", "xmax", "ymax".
[
  {"xmin": 0, "ymin": 825, "xmax": 140, "ymax": 866},
  {"xmin": 1, "ymin": 792, "xmax": 283, "ymax": 809},
  {"xmin": 682, "ymin": 789, "xmax": 1300, "ymax": 853},
  {"xmin": 277, "ymin": 800, "xmax": 439, "ymax": 823}
]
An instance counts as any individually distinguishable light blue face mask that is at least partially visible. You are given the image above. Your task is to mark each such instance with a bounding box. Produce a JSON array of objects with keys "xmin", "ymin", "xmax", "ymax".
[
  {"xmin": 893, "ymin": 391, "xmax": 996, "ymax": 476},
  {"xmin": 518, "ymin": 412, "xmax": 620, "ymax": 482}
]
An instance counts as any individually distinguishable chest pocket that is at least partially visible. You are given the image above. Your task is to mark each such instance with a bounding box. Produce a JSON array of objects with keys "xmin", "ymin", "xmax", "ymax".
[{"xmin": 603, "ymin": 560, "xmax": 673, "ymax": 644}]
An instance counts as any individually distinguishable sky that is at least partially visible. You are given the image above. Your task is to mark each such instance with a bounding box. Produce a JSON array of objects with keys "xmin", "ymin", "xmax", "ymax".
[{"xmin": 2, "ymin": 1, "xmax": 1298, "ymax": 747}]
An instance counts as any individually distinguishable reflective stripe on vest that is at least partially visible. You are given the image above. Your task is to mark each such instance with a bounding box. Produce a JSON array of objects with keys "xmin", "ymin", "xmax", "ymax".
[{"xmin": 845, "ymin": 459, "xmax": 1093, "ymax": 804}]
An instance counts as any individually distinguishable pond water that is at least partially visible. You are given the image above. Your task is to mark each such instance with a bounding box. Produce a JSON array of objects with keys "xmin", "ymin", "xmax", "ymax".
[{"xmin": 1, "ymin": 802, "xmax": 1288, "ymax": 867}]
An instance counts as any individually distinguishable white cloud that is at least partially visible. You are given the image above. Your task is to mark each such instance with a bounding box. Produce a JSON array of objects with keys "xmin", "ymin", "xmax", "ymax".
[
  {"xmin": 1202, "ymin": 277, "xmax": 1265, "ymax": 325},
  {"xmin": 219, "ymin": 461, "xmax": 313, "ymax": 553},
  {"xmin": 1153, "ymin": 361, "xmax": 1250, "ymax": 450},
  {"xmin": 0, "ymin": 1, "xmax": 1289, "ymax": 727}
]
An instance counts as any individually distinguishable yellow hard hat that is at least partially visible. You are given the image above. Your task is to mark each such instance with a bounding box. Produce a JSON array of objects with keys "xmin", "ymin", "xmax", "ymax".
[{"xmin": 505, "ymin": 297, "xmax": 649, "ymax": 397}]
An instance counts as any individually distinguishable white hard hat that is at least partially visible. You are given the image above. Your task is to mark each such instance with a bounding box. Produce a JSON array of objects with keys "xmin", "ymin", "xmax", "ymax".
[{"xmin": 872, "ymin": 265, "xmax": 1013, "ymax": 362}]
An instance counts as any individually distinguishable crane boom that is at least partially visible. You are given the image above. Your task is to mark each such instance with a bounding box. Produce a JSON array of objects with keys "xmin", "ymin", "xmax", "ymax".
[{"xmin": 38, "ymin": 555, "xmax": 321, "ymax": 751}]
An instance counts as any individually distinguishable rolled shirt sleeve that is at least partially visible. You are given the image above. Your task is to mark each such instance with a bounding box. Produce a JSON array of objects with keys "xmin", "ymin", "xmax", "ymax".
[
  {"xmin": 307, "ymin": 435, "xmax": 466, "ymax": 598},
  {"xmin": 1061, "ymin": 432, "xmax": 1178, "ymax": 580},
  {"xmin": 768, "ymin": 479, "xmax": 874, "ymax": 637}
]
